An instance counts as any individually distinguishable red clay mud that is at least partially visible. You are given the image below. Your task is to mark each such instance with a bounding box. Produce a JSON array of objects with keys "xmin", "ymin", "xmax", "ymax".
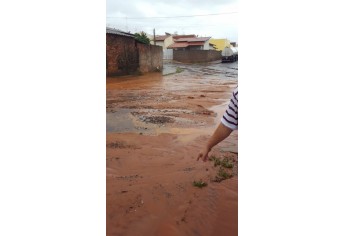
[{"xmin": 107, "ymin": 63, "xmax": 238, "ymax": 236}]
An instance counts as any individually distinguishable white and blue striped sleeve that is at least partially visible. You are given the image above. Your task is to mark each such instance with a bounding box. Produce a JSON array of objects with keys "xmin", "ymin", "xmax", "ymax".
[{"xmin": 221, "ymin": 87, "xmax": 238, "ymax": 130}]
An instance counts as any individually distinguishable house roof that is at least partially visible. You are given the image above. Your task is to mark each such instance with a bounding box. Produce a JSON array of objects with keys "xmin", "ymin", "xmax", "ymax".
[
  {"xmin": 188, "ymin": 42, "xmax": 205, "ymax": 46},
  {"xmin": 175, "ymin": 37, "xmax": 211, "ymax": 42},
  {"xmin": 155, "ymin": 35, "xmax": 170, "ymax": 41},
  {"xmin": 167, "ymin": 41, "xmax": 205, "ymax": 49},
  {"xmin": 172, "ymin": 35, "xmax": 196, "ymax": 40},
  {"xmin": 106, "ymin": 27, "xmax": 135, "ymax": 38}
]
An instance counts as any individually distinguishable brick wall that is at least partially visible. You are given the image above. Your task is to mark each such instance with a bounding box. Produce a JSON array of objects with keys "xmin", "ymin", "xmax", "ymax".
[
  {"xmin": 106, "ymin": 34, "xmax": 163, "ymax": 76},
  {"xmin": 106, "ymin": 34, "xmax": 138, "ymax": 76},
  {"xmin": 173, "ymin": 50, "xmax": 221, "ymax": 63}
]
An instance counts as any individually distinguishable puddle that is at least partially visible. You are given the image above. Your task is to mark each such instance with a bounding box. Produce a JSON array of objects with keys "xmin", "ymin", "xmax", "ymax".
[
  {"xmin": 162, "ymin": 61, "xmax": 238, "ymax": 81},
  {"xmin": 209, "ymin": 99, "xmax": 231, "ymax": 123},
  {"xmin": 106, "ymin": 109, "xmax": 136, "ymax": 132},
  {"xmin": 107, "ymin": 61, "xmax": 237, "ymax": 139}
]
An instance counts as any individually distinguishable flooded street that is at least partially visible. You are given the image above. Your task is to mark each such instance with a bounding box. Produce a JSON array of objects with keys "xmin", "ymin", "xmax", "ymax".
[{"xmin": 107, "ymin": 60, "xmax": 238, "ymax": 236}]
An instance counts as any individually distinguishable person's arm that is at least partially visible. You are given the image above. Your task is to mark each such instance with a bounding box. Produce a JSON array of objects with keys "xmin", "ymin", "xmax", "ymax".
[
  {"xmin": 197, "ymin": 87, "xmax": 238, "ymax": 162},
  {"xmin": 197, "ymin": 123, "xmax": 233, "ymax": 162}
]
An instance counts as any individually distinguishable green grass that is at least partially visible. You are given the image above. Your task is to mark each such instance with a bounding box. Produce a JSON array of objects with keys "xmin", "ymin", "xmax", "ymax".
[
  {"xmin": 193, "ymin": 180, "xmax": 208, "ymax": 188},
  {"xmin": 207, "ymin": 155, "xmax": 236, "ymax": 183},
  {"xmin": 212, "ymin": 167, "xmax": 233, "ymax": 183},
  {"xmin": 209, "ymin": 155, "xmax": 233, "ymax": 168},
  {"xmin": 218, "ymin": 167, "xmax": 231, "ymax": 179},
  {"xmin": 221, "ymin": 158, "xmax": 234, "ymax": 169},
  {"xmin": 176, "ymin": 67, "xmax": 183, "ymax": 73}
]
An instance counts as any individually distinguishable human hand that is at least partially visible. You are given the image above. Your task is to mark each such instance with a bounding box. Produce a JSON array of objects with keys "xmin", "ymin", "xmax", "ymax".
[{"xmin": 197, "ymin": 147, "xmax": 210, "ymax": 162}]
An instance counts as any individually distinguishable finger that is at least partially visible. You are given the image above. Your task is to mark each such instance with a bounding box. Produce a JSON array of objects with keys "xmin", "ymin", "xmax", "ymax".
[{"xmin": 197, "ymin": 153, "xmax": 201, "ymax": 161}]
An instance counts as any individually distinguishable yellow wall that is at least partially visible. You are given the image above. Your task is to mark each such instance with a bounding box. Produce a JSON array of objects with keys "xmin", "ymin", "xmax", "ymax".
[{"xmin": 209, "ymin": 38, "xmax": 231, "ymax": 51}]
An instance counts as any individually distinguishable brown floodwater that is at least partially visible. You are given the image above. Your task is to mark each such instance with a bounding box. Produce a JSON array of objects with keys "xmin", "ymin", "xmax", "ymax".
[{"xmin": 107, "ymin": 61, "xmax": 238, "ymax": 236}]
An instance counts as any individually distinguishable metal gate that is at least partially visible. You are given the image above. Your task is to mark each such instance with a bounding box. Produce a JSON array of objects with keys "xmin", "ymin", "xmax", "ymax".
[{"xmin": 163, "ymin": 49, "xmax": 173, "ymax": 60}]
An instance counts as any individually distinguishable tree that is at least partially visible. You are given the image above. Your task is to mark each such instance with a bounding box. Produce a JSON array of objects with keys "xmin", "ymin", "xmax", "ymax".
[{"xmin": 134, "ymin": 31, "xmax": 150, "ymax": 44}]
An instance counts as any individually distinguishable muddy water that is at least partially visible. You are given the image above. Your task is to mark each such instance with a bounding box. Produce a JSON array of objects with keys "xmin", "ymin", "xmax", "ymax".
[{"xmin": 107, "ymin": 61, "xmax": 238, "ymax": 236}]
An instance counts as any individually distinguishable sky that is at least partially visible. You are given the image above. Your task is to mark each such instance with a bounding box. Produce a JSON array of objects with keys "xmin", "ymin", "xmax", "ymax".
[{"xmin": 106, "ymin": 0, "xmax": 238, "ymax": 42}]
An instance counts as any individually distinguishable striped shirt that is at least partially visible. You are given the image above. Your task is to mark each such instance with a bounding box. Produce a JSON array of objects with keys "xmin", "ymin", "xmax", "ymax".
[{"xmin": 221, "ymin": 87, "xmax": 238, "ymax": 130}]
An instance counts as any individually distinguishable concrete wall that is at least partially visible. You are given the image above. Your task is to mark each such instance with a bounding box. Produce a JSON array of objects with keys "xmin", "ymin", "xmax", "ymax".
[
  {"xmin": 173, "ymin": 50, "xmax": 221, "ymax": 63},
  {"xmin": 137, "ymin": 43, "xmax": 163, "ymax": 73},
  {"xmin": 106, "ymin": 33, "xmax": 163, "ymax": 76}
]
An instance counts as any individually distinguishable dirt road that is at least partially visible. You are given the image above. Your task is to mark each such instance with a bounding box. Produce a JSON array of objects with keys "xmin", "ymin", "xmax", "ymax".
[{"xmin": 107, "ymin": 61, "xmax": 238, "ymax": 236}]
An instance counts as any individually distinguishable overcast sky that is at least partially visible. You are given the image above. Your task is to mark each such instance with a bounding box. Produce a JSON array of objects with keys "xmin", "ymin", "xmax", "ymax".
[{"xmin": 106, "ymin": 0, "xmax": 238, "ymax": 42}]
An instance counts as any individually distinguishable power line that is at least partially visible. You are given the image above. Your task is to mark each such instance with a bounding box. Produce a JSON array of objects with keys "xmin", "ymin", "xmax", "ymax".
[{"xmin": 106, "ymin": 12, "xmax": 238, "ymax": 19}]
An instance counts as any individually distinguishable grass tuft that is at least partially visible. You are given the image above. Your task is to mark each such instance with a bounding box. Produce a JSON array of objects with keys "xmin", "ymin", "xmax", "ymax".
[
  {"xmin": 176, "ymin": 67, "xmax": 183, "ymax": 73},
  {"xmin": 193, "ymin": 180, "xmax": 207, "ymax": 188}
]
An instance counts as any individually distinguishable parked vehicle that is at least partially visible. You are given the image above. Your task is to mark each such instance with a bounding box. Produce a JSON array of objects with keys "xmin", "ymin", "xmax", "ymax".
[{"xmin": 221, "ymin": 47, "xmax": 238, "ymax": 63}]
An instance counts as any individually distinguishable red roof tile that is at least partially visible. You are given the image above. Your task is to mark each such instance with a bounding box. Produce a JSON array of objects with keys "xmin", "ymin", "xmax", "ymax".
[
  {"xmin": 172, "ymin": 35, "xmax": 196, "ymax": 40},
  {"xmin": 188, "ymin": 42, "xmax": 205, "ymax": 46},
  {"xmin": 175, "ymin": 37, "xmax": 211, "ymax": 42}
]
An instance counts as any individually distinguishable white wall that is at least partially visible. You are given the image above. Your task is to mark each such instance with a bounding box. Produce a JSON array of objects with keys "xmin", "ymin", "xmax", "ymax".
[
  {"xmin": 163, "ymin": 36, "xmax": 174, "ymax": 49},
  {"xmin": 203, "ymin": 39, "xmax": 210, "ymax": 50},
  {"xmin": 155, "ymin": 41, "xmax": 164, "ymax": 48}
]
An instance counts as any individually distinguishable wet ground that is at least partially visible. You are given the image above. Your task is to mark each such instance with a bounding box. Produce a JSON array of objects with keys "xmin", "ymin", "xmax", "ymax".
[
  {"xmin": 107, "ymin": 60, "xmax": 238, "ymax": 236},
  {"xmin": 163, "ymin": 60, "xmax": 238, "ymax": 78}
]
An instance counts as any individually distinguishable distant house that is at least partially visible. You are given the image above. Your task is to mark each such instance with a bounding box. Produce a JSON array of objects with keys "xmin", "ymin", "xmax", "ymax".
[
  {"xmin": 209, "ymin": 42, "xmax": 217, "ymax": 50},
  {"xmin": 209, "ymin": 38, "xmax": 231, "ymax": 51},
  {"xmin": 168, "ymin": 36, "xmax": 211, "ymax": 51},
  {"xmin": 150, "ymin": 34, "xmax": 174, "ymax": 49}
]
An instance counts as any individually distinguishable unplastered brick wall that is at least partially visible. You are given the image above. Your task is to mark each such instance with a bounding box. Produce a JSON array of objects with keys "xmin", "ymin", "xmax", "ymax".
[
  {"xmin": 173, "ymin": 50, "xmax": 221, "ymax": 63},
  {"xmin": 106, "ymin": 34, "xmax": 139, "ymax": 76},
  {"xmin": 106, "ymin": 34, "xmax": 163, "ymax": 76}
]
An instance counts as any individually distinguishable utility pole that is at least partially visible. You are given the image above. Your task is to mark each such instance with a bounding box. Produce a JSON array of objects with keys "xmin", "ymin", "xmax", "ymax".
[{"xmin": 153, "ymin": 28, "xmax": 156, "ymax": 45}]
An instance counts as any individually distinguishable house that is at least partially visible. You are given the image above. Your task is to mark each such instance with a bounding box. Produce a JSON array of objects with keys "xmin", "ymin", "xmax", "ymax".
[
  {"xmin": 168, "ymin": 36, "xmax": 211, "ymax": 51},
  {"xmin": 106, "ymin": 27, "xmax": 163, "ymax": 76},
  {"xmin": 209, "ymin": 42, "xmax": 217, "ymax": 50},
  {"xmin": 150, "ymin": 34, "xmax": 174, "ymax": 49},
  {"xmin": 209, "ymin": 38, "xmax": 231, "ymax": 51}
]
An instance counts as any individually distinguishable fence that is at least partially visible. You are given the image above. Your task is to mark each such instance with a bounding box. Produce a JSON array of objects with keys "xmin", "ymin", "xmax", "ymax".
[{"xmin": 173, "ymin": 50, "xmax": 221, "ymax": 63}]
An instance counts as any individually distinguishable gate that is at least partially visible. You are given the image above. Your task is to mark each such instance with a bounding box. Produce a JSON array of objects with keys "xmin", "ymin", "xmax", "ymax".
[{"xmin": 163, "ymin": 49, "xmax": 173, "ymax": 60}]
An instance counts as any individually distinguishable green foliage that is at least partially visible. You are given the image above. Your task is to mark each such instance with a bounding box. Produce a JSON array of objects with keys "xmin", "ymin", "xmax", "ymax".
[
  {"xmin": 221, "ymin": 157, "xmax": 233, "ymax": 169},
  {"xmin": 213, "ymin": 167, "xmax": 233, "ymax": 182},
  {"xmin": 134, "ymin": 31, "xmax": 150, "ymax": 44},
  {"xmin": 208, "ymin": 155, "xmax": 235, "ymax": 183},
  {"xmin": 193, "ymin": 180, "xmax": 207, "ymax": 188},
  {"xmin": 209, "ymin": 155, "xmax": 233, "ymax": 169},
  {"xmin": 218, "ymin": 167, "xmax": 231, "ymax": 179}
]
